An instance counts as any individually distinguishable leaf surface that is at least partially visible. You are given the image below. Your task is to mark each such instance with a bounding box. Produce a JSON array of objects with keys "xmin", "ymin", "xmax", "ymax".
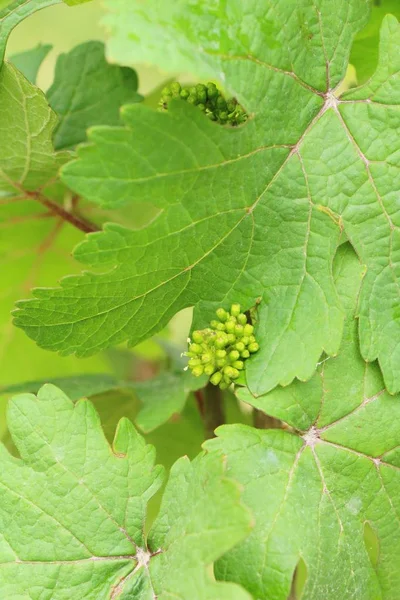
[
  {"xmin": 0, "ymin": 384, "xmax": 252, "ymax": 599},
  {"xmin": 47, "ymin": 41, "xmax": 142, "ymax": 150},
  {"xmin": 14, "ymin": 2, "xmax": 400, "ymax": 393},
  {"xmin": 204, "ymin": 244, "xmax": 400, "ymax": 599}
]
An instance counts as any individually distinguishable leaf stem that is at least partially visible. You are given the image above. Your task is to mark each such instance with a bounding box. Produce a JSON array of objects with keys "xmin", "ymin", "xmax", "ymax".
[
  {"xmin": 201, "ymin": 383, "xmax": 225, "ymax": 439},
  {"xmin": 25, "ymin": 191, "xmax": 99, "ymax": 233}
]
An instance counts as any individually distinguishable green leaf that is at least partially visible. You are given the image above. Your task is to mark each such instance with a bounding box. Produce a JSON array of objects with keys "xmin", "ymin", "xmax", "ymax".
[
  {"xmin": 0, "ymin": 384, "xmax": 252, "ymax": 599},
  {"xmin": 350, "ymin": 0, "xmax": 400, "ymax": 83},
  {"xmin": 134, "ymin": 370, "xmax": 207, "ymax": 433},
  {"xmin": 0, "ymin": 61, "xmax": 110, "ymax": 394},
  {"xmin": 0, "ymin": 370, "xmax": 207, "ymax": 433},
  {"xmin": 0, "ymin": 62, "xmax": 68, "ymax": 195},
  {"xmin": 9, "ymin": 43, "xmax": 52, "ymax": 84},
  {"xmin": 203, "ymin": 244, "xmax": 400, "ymax": 599},
  {"xmin": 15, "ymin": 2, "xmax": 400, "ymax": 394},
  {"xmin": 47, "ymin": 41, "xmax": 142, "ymax": 150},
  {"xmin": 14, "ymin": 3, "xmax": 400, "ymax": 395},
  {"xmin": 0, "ymin": 0, "xmax": 60, "ymax": 65}
]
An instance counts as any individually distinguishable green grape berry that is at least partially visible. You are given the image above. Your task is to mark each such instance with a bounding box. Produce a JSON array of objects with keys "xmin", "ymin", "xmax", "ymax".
[{"xmin": 185, "ymin": 302, "xmax": 259, "ymax": 386}]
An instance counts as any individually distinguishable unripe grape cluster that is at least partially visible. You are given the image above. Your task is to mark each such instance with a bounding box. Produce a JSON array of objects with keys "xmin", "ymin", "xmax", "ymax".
[
  {"xmin": 185, "ymin": 304, "xmax": 259, "ymax": 389},
  {"xmin": 159, "ymin": 82, "xmax": 248, "ymax": 126}
]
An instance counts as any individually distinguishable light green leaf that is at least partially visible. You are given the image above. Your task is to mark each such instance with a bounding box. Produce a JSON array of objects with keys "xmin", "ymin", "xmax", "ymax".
[
  {"xmin": 0, "ymin": 384, "xmax": 252, "ymax": 599},
  {"xmin": 0, "ymin": 62, "xmax": 68, "ymax": 195},
  {"xmin": 9, "ymin": 43, "xmax": 52, "ymax": 84},
  {"xmin": 350, "ymin": 0, "xmax": 400, "ymax": 83},
  {"xmin": 15, "ymin": 2, "xmax": 400, "ymax": 393},
  {"xmin": 204, "ymin": 244, "xmax": 400, "ymax": 599},
  {"xmin": 0, "ymin": 0, "xmax": 60, "ymax": 65},
  {"xmin": 0, "ymin": 62, "xmax": 110, "ymax": 391},
  {"xmin": 47, "ymin": 41, "xmax": 142, "ymax": 150},
  {"xmin": 0, "ymin": 369, "xmax": 207, "ymax": 433},
  {"xmin": 62, "ymin": 0, "xmax": 92, "ymax": 5}
]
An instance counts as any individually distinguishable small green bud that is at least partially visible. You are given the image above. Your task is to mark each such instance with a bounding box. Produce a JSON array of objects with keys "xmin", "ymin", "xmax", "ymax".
[
  {"xmin": 197, "ymin": 103, "xmax": 206, "ymax": 111},
  {"xmin": 207, "ymin": 82, "xmax": 218, "ymax": 98},
  {"xmin": 187, "ymin": 94, "xmax": 197, "ymax": 105},
  {"xmin": 216, "ymin": 358, "xmax": 227, "ymax": 368},
  {"xmin": 216, "ymin": 308, "xmax": 228, "ymax": 322},
  {"xmin": 243, "ymin": 323, "xmax": 254, "ymax": 336},
  {"xmin": 241, "ymin": 349, "xmax": 250, "ymax": 359},
  {"xmin": 215, "ymin": 336, "xmax": 228, "ymax": 349},
  {"xmin": 227, "ymin": 333, "xmax": 236, "ymax": 344},
  {"xmin": 231, "ymin": 303, "xmax": 241, "ymax": 317},
  {"xmin": 192, "ymin": 330, "xmax": 203, "ymax": 344},
  {"xmin": 248, "ymin": 342, "xmax": 259, "ymax": 353},
  {"xmin": 210, "ymin": 319, "xmax": 221, "ymax": 330},
  {"xmin": 219, "ymin": 381, "xmax": 229, "ymax": 390},
  {"xmin": 188, "ymin": 358, "xmax": 201, "ymax": 367},
  {"xmin": 235, "ymin": 342, "xmax": 245, "ymax": 352},
  {"xmin": 232, "ymin": 360, "xmax": 244, "ymax": 370},
  {"xmin": 192, "ymin": 365, "xmax": 204, "ymax": 377},
  {"xmin": 219, "ymin": 111, "xmax": 228, "ymax": 122},
  {"xmin": 249, "ymin": 335, "xmax": 256, "ymax": 343},
  {"xmin": 204, "ymin": 363, "xmax": 215, "ymax": 376},
  {"xmin": 234, "ymin": 324, "xmax": 244, "ymax": 337},
  {"xmin": 225, "ymin": 320, "xmax": 235, "ymax": 333},
  {"xmin": 223, "ymin": 366, "xmax": 239, "ymax": 379},
  {"xmin": 210, "ymin": 371, "xmax": 222, "ymax": 386},
  {"xmin": 237, "ymin": 313, "xmax": 247, "ymax": 325},
  {"xmin": 189, "ymin": 343, "xmax": 202, "ymax": 355},
  {"xmin": 215, "ymin": 349, "xmax": 227, "ymax": 359},
  {"xmin": 180, "ymin": 88, "xmax": 190, "ymax": 99},
  {"xmin": 161, "ymin": 86, "xmax": 172, "ymax": 98},
  {"xmin": 228, "ymin": 350, "xmax": 240, "ymax": 361},
  {"xmin": 242, "ymin": 336, "xmax": 250, "ymax": 346},
  {"xmin": 170, "ymin": 82, "xmax": 181, "ymax": 97},
  {"xmin": 201, "ymin": 353, "xmax": 213, "ymax": 364}
]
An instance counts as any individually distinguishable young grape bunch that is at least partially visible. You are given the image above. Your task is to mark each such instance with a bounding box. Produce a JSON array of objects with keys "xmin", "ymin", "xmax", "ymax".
[
  {"xmin": 159, "ymin": 81, "xmax": 248, "ymax": 126},
  {"xmin": 185, "ymin": 303, "xmax": 259, "ymax": 390}
]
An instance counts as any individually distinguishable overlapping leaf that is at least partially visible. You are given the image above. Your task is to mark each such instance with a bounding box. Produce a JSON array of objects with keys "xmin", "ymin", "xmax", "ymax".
[
  {"xmin": 9, "ymin": 43, "xmax": 52, "ymax": 84},
  {"xmin": 0, "ymin": 384, "xmax": 252, "ymax": 599},
  {"xmin": 13, "ymin": 1, "xmax": 400, "ymax": 395},
  {"xmin": 47, "ymin": 41, "xmax": 142, "ymax": 150},
  {"xmin": 200, "ymin": 243, "xmax": 400, "ymax": 600}
]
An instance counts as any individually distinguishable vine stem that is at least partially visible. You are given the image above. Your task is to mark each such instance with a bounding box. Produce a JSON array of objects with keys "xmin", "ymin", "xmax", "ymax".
[
  {"xmin": 25, "ymin": 191, "xmax": 99, "ymax": 233},
  {"xmin": 195, "ymin": 384, "xmax": 225, "ymax": 439}
]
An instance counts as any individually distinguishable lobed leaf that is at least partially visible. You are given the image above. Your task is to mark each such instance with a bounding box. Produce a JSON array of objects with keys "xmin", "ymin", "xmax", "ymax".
[
  {"xmin": 14, "ymin": 1, "xmax": 400, "ymax": 394},
  {"xmin": 204, "ymin": 244, "xmax": 400, "ymax": 599},
  {"xmin": 47, "ymin": 41, "xmax": 142, "ymax": 150},
  {"xmin": 0, "ymin": 384, "xmax": 252, "ymax": 599},
  {"xmin": 9, "ymin": 43, "xmax": 52, "ymax": 84}
]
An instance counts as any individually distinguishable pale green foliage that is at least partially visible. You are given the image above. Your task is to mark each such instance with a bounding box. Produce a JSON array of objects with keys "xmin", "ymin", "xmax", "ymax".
[
  {"xmin": 204, "ymin": 244, "xmax": 400, "ymax": 599},
  {"xmin": 47, "ymin": 41, "xmax": 142, "ymax": 150},
  {"xmin": 0, "ymin": 385, "xmax": 252, "ymax": 599},
  {"xmin": 0, "ymin": 62, "xmax": 68, "ymax": 196},
  {"xmin": 9, "ymin": 43, "xmax": 52, "ymax": 84},
  {"xmin": 13, "ymin": 2, "xmax": 400, "ymax": 396}
]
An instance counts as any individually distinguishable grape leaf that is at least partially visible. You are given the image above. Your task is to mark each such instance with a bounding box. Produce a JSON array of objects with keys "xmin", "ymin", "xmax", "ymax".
[
  {"xmin": 202, "ymin": 244, "xmax": 400, "ymax": 599},
  {"xmin": 47, "ymin": 41, "xmax": 142, "ymax": 150},
  {"xmin": 0, "ymin": 60, "xmax": 110, "ymax": 389},
  {"xmin": 0, "ymin": 384, "xmax": 252, "ymax": 599},
  {"xmin": 0, "ymin": 370, "xmax": 207, "ymax": 432},
  {"xmin": 350, "ymin": 0, "xmax": 400, "ymax": 83},
  {"xmin": 14, "ymin": 2, "xmax": 400, "ymax": 394},
  {"xmin": 0, "ymin": 0, "xmax": 59, "ymax": 65},
  {"xmin": 9, "ymin": 43, "xmax": 52, "ymax": 84}
]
